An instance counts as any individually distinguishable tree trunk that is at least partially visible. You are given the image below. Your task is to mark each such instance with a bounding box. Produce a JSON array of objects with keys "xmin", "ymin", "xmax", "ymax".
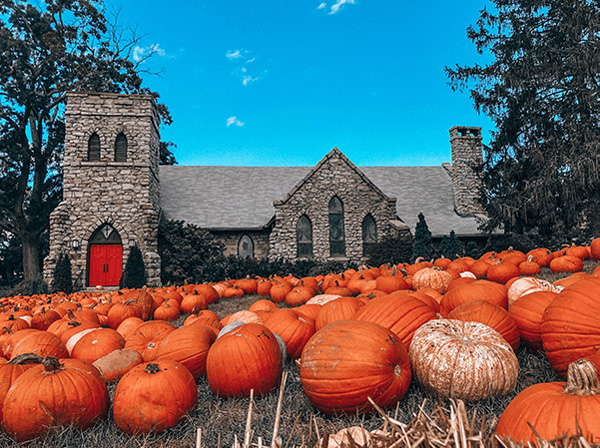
[{"xmin": 21, "ymin": 231, "xmax": 42, "ymax": 282}]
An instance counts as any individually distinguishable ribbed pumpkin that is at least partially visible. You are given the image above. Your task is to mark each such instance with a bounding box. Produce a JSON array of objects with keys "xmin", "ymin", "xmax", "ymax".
[
  {"xmin": 549, "ymin": 255, "xmax": 584, "ymax": 273},
  {"xmin": 0, "ymin": 353, "xmax": 41, "ymax": 421},
  {"xmin": 541, "ymin": 276, "xmax": 600, "ymax": 377},
  {"xmin": 113, "ymin": 360, "xmax": 198, "ymax": 435},
  {"xmin": 71, "ymin": 328, "xmax": 126, "ymax": 364},
  {"xmin": 3, "ymin": 357, "xmax": 109, "ymax": 442},
  {"xmin": 440, "ymin": 280, "xmax": 508, "ymax": 316},
  {"xmin": 300, "ymin": 320, "xmax": 411, "ymax": 415},
  {"xmin": 447, "ymin": 300, "xmax": 520, "ymax": 352},
  {"xmin": 124, "ymin": 320, "xmax": 176, "ymax": 362},
  {"xmin": 486, "ymin": 261, "xmax": 521, "ymax": 284},
  {"xmin": 507, "ymin": 277, "xmax": 560, "ymax": 307},
  {"xmin": 156, "ymin": 324, "xmax": 216, "ymax": 379},
  {"xmin": 263, "ymin": 308, "xmax": 315, "ymax": 359},
  {"xmin": 314, "ymin": 297, "xmax": 365, "ymax": 331},
  {"xmin": 352, "ymin": 294, "xmax": 437, "ymax": 349},
  {"xmin": 412, "ymin": 267, "xmax": 453, "ymax": 294},
  {"xmin": 591, "ymin": 237, "xmax": 600, "ymax": 261},
  {"xmin": 6, "ymin": 329, "xmax": 69, "ymax": 360},
  {"xmin": 408, "ymin": 319, "xmax": 518, "ymax": 401},
  {"xmin": 507, "ymin": 290, "xmax": 558, "ymax": 351},
  {"xmin": 206, "ymin": 323, "xmax": 282, "ymax": 397},
  {"xmin": 496, "ymin": 359, "xmax": 600, "ymax": 443}
]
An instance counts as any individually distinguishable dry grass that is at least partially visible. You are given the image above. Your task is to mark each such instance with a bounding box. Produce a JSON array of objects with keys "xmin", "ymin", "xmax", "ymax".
[{"xmin": 0, "ymin": 262, "xmax": 597, "ymax": 447}]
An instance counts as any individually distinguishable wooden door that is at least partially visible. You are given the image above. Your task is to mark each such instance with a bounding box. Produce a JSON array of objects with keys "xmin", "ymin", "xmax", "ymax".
[{"xmin": 89, "ymin": 244, "xmax": 123, "ymax": 286}]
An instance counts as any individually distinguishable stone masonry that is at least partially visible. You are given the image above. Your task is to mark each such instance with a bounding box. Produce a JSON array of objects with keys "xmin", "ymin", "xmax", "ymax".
[
  {"xmin": 449, "ymin": 126, "xmax": 485, "ymax": 216},
  {"xmin": 43, "ymin": 92, "xmax": 162, "ymax": 288},
  {"xmin": 269, "ymin": 149, "xmax": 410, "ymax": 262}
]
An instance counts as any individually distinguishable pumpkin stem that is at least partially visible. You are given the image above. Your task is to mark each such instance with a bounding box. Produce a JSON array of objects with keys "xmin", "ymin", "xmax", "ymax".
[
  {"xmin": 144, "ymin": 363, "xmax": 161, "ymax": 374},
  {"xmin": 41, "ymin": 357, "xmax": 66, "ymax": 374},
  {"xmin": 9, "ymin": 353, "xmax": 45, "ymax": 365},
  {"xmin": 563, "ymin": 359, "xmax": 600, "ymax": 396}
]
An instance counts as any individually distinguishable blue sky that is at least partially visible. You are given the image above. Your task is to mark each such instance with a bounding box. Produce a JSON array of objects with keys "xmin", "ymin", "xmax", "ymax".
[{"xmin": 106, "ymin": 0, "xmax": 494, "ymax": 167}]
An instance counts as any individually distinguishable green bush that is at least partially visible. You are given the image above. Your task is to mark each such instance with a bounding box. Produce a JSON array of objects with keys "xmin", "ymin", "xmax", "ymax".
[
  {"xmin": 51, "ymin": 253, "xmax": 73, "ymax": 294},
  {"xmin": 439, "ymin": 230, "xmax": 463, "ymax": 259},
  {"xmin": 412, "ymin": 213, "xmax": 434, "ymax": 262},
  {"xmin": 120, "ymin": 244, "xmax": 147, "ymax": 289},
  {"xmin": 367, "ymin": 233, "xmax": 413, "ymax": 267}
]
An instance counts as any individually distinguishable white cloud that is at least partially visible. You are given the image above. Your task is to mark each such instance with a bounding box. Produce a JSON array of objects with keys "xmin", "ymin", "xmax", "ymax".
[
  {"xmin": 226, "ymin": 116, "xmax": 244, "ymax": 127},
  {"xmin": 318, "ymin": 0, "xmax": 357, "ymax": 15},
  {"xmin": 133, "ymin": 44, "xmax": 166, "ymax": 62},
  {"xmin": 226, "ymin": 50, "xmax": 244, "ymax": 60},
  {"xmin": 242, "ymin": 75, "xmax": 258, "ymax": 86}
]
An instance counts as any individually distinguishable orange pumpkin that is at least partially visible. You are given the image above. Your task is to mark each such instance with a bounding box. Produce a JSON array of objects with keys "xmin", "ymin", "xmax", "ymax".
[
  {"xmin": 113, "ymin": 360, "xmax": 197, "ymax": 435},
  {"xmin": 3, "ymin": 357, "xmax": 109, "ymax": 442},
  {"xmin": 300, "ymin": 320, "xmax": 411, "ymax": 415},
  {"xmin": 508, "ymin": 290, "xmax": 558, "ymax": 351},
  {"xmin": 263, "ymin": 308, "xmax": 315, "ymax": 359},
  {"xmin": 496, "ymin": 359, "xmax": 600, "ymax": 443}
]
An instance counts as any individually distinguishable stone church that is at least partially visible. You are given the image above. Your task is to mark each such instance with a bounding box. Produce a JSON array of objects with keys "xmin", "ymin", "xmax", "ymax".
[{"xmin": 43, "ymin": 92, "xmax": 486, "ymax": 288}]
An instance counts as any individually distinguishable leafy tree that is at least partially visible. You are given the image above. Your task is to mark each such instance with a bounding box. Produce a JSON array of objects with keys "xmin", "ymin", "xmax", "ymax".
[
  {"xmin": 51, "ymin": 252, "xmax": 73, "ymax": 294},
  {"xmin": 0, "ymin": 0, "xmax": 174, "ymax": 286},
  {"xmin": 158, "ymin": 220, "xmax": 226, "ymax": 285},
  {"xmin": 446, "ymin": 1, "xmax": 600, "ymax": 241},
  {"xmin": 411, "ymin": 213, "xmax": 434, "ymax": 262},
  {"xmin": 120, "ymin": 245, "xmax": 146, "ymax": 289}
]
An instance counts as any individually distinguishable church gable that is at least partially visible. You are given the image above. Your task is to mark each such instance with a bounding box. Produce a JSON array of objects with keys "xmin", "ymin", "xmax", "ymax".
[{"xmin": 269, "ymin": 148, "xmax": 404, "ymax": 261}]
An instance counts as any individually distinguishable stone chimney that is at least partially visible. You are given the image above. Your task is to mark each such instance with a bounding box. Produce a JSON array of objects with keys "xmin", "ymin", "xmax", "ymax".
[{"xmin": 449, "ymin": 126, "xmax": 484, "ymax": 216}]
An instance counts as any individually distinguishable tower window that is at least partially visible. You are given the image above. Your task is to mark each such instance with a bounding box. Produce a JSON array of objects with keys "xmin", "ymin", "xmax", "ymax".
[
  {"xmin": 115, "ymin": 133, "xmax": 128, "ymax": 162},
  {"xmin": 87, "ymin": 133, "xmax": 100, "ymax": 161}
]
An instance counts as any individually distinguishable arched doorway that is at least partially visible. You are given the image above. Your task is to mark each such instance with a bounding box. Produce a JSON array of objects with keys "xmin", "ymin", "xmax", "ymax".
[{"xmin": 88, "ymin": 224, "xmax": 123, "ymax": 287}]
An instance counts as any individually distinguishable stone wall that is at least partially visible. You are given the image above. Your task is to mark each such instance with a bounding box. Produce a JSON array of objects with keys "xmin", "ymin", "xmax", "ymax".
[
  {"xmin": 212, "ymin": 229, "xmax": 271, "ymax": 260},
  {"xmin": 269, "ymin": 149, "xmax": 404, "ymax": 263},
  {"xmin": 449, "ymin": 126, "xmax": 485, "ymax": 216},
  {"xmin": 44, "ymin": 92, "xmax": 162, "ymax": 288}
]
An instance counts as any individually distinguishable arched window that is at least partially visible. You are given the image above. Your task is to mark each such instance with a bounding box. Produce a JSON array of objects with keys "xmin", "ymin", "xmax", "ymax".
[
  {"xmin": 114, "ymin": 133, "xmax": 128, "ymax": 162},
  {"xmin": 238, "ymin": 234, "xmax": 254, "ymax": 259},
  {"xmin": 87, "ymin": 133, "xmax": 100, "ymax": 161},
  {"xmin": 328, "ymin": 196, "xmax": 345, "ymax": 257},
  {"xmin": 296, "ymin": 215, "xmax": 313, "ymax": 258},
  {"xmin": 362, "ymin": 214, "xmax": 377, "ymax": 256}
]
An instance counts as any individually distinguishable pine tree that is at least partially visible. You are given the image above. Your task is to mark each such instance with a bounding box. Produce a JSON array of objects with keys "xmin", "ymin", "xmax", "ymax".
[
  {"xmin": 411, "ymin": 213, "xmax": 434, "ymax": 262},
  {"xmin": 440, "ymin": 231, "xmax": 463, "ymax": 259},
  {"xmin": 51, "ymin": 253, "xmax": 73, "ymax": 294},
  {"xmin": 120, "ymin": 245, "xmax": 147, "ymax": 289}
]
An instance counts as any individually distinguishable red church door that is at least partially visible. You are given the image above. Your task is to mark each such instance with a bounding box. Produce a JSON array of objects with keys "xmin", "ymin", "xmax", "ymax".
[{"xmin": 89, "ymin": 244, "xmax": 123, "ymax": 286}]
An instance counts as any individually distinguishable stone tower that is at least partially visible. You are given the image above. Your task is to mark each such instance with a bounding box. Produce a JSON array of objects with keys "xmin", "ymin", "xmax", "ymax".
[
  {"xmin": 44, "ymin": 92, "xmax": 161, "ymax": 289},
  {"xmin": 449, "ymin": 126, "xmax": 484, "ymax": 216}
]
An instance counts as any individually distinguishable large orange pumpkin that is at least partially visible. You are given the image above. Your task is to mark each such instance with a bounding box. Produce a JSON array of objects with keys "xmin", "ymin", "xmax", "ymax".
[
  {"xmin": 300, "ymin": 320, "xmax": 411, "ymax": 415},
  {"xmin": 440, "ymin": 280, "xmax": 508, "ymax": 316},
  {"xmin": 113, "ymin": 360, "xmax": 198, "ymax": 435},
  {"xmin": 541, "ymin": 276, "xmax": 600, "ymax": 377},
  {"xmin": 496, "ymin": 358, "xmax": 600, "ymax": 443},
  {"xmin": 206, "ymin": 323, "xmax": 282, "ymax": 398},
  {"xmin": 507, "ymin": 290, "xmax": 558, "ymax": 351},
  {"xmin": 352, "ymin": 294, "xmax": 437, "ymax": 349},
  {"xmin": 263, "ymin": 309, "xmax": 315, "ymax": 360},
  {"xmin": 3, "ymin": 357, "xmax": 109, "ymax": 442}
]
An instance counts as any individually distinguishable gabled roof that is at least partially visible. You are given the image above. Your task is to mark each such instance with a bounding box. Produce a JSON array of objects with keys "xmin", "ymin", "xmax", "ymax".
[
  {"xmin": 159, "ymin": 153, "xmax": 484, "ymax": 237},
  {"xmin": 275, "ymin": 148, "xmax": 393, "ymax": 206}
]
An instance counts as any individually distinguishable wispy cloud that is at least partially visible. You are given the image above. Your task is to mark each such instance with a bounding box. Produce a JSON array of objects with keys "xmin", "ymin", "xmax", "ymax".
[
  {"xmin": 226, "ymin": 116, "xmax": 244, "ymax": 127},
  {"xmin": 226, "ymin": 49, "xmax": 264, "ymax": 86},
  {"xmin": 318, "ymin": 0, "xmax": 357, "ymax": 15},
  {"xmin": 133, "ymin": 44, "xmax": 167, "ymax": 62}
]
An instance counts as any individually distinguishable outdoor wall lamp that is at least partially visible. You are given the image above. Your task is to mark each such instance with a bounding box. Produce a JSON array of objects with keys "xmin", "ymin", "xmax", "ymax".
[{"xmin": 72, "ymin": 239, "xmax": 79, "ymax": 249}]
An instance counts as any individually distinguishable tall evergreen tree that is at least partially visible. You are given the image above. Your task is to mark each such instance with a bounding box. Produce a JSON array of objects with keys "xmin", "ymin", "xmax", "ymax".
[
  {"xmin": 411, "ymin": 213, "xmax": 434, "ymax": 261},
  {"xmin": 51, "ymin": 253, "xmax": 72, "ymax": 294},
  {"xmin": 120, "ymin": 245, "xmax": 147, "ymax": 289},
  {"xmin": 446, "ymin": 1, "xmax": 600, "ymax": 241}
]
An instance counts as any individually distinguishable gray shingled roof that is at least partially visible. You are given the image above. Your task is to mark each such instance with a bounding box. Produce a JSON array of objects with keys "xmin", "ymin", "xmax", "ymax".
[{"xmin": 159, "ymin": 164, "xmax": 483, "ymax": 237}]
